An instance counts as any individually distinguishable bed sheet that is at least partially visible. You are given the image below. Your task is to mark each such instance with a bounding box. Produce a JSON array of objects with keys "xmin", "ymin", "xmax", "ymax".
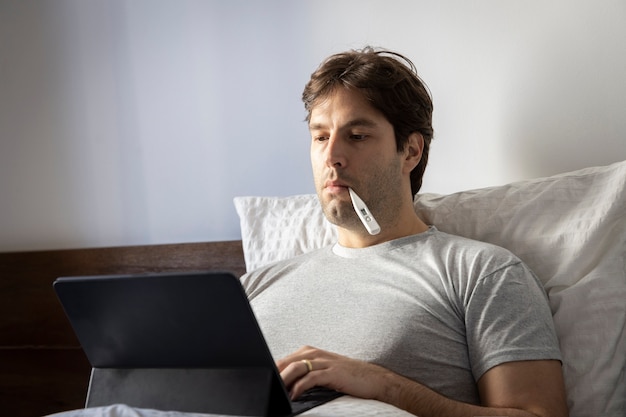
[{"xmin": 45, "ymin": 396, "xmax": 414, "ymax": 417}]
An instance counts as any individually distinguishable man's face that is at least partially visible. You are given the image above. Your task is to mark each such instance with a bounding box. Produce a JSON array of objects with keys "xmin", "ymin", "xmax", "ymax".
[{"xmin": 309, "ymin": 87, "xmax": 405, "ymax": 232}]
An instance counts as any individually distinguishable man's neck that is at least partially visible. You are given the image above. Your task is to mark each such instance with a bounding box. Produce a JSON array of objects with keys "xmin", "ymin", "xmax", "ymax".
[{"xmin": 337, "ymin": 211, "xmax": 429, "ymax": 248}]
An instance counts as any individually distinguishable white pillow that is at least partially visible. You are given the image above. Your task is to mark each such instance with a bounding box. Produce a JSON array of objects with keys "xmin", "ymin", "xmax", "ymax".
[
  {"xmin": 234, "ymin": 194, "xmax": 338, "ymax": 272},
  {"xmin": 234, "ymin": 160, "xmax": 626, "ymax": 417}
]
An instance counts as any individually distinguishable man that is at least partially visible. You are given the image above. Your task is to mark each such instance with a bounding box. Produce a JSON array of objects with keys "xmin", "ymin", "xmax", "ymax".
[{"xmin": 241, "ymin": 47, "xmax": 568, "ymax": 417}]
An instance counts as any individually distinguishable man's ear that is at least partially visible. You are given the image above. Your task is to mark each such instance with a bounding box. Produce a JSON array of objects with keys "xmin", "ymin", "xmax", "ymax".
[{"xmin": 403, "ymin": 132, "xmax": 424, "ymax": 174}]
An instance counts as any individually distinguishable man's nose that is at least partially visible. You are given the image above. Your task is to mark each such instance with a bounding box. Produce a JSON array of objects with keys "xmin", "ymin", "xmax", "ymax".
[{"xmin": 325, "ymin": 136, "xmax": 347, "ymax": 168}]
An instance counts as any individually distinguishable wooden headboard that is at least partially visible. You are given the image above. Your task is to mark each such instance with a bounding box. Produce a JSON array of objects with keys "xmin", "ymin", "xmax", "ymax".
[{"xmin": 0, "ymin": 240, "xmax": 246, "ymax": 417}]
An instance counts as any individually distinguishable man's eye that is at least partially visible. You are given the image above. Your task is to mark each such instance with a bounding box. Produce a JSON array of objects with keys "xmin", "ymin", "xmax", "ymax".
[
  {"xmin": 314, "ymin": 136, "xmax": 329, "ymax": 142},
  {"xmin": 350, "ymin": 134, "xmax": 367, "ymax": 141}
]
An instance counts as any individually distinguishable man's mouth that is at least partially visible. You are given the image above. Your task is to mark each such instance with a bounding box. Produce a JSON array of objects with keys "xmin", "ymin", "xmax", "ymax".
[{"xmin": 324, "ymin": 181, "xmax": 350, "ymax": 194}]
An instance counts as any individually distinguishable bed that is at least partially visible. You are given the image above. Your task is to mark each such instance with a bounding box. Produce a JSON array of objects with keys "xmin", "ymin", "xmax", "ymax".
[{"xmin": 1, "ymin": 161, "xmax": 625, "ymax": 417}]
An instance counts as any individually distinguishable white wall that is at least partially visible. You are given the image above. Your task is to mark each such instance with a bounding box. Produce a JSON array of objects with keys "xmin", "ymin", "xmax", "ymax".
[{"xmin": 1, "ymin": 0, "xmax": 625, "ymax": 252}]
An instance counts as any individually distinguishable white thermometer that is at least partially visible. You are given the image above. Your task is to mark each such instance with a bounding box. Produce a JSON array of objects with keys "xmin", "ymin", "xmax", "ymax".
[{"xmin": 349, "ymin": 188, "xmax": 381, "ymax": 235}]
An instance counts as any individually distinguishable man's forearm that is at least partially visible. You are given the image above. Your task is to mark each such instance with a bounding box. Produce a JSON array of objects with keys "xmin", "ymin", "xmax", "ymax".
[
  {"xmin": 278, "ymin": 346, "xmax": 567, "ymax": 417},
  {"xmin": 378, "ymin": 370, "xmax": 550, "ymax": 417}
]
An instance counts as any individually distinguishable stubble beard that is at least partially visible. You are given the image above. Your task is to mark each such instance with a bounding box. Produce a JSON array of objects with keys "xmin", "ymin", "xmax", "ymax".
[
  {"xmin": 321, "ymin": 195, "xmax": 362, "ymax": 230},
  {"xmin": 317, "ymin": 159, "xmax": 404, "ymax": 233}
]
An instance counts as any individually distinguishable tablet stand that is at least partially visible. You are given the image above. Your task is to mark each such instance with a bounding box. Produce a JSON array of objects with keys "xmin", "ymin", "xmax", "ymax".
[{"xmin": 86, "ymin": 367, "xmax": 289, "ymax": 416}]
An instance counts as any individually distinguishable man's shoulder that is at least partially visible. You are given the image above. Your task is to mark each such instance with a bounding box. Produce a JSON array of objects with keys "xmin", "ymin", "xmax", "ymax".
[
  {"xmin": 252, "ymin": 243, "xmax": 334, "ymax": 272},
  {"xmin": 424, "ymin": 227, "xmax": 519, "ymax": 259},
  {"xmin": 423, "ymin": 228, "xmax": 530, "ymax": 279},
  {"xmin": 240, "ymin": 244, "xmax": 333, "ymax": 298}
]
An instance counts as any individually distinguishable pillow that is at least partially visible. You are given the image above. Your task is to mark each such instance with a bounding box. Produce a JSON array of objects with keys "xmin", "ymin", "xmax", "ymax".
[
  {"xmin": 234, "ymin": 160, "xmax": 626, "ymax": 417},
  {"xmin": 234, "ymin": 194, "xmax": 338, "ymax": 273}
]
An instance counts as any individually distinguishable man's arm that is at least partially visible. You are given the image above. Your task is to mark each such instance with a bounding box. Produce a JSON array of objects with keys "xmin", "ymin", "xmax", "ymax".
[
  {"xmin": 477, "ymin": 360, "xmax": 569, "ymax": 415},
  {"xmin": 278, "ymin": 346, "xmax": 568, "ymax": 417}
]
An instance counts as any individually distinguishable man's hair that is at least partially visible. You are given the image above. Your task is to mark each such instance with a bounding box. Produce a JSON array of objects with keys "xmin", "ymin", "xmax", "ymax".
[{"xmin": 302, "ymin": 46, "xmax": 434, "ymax": 197}]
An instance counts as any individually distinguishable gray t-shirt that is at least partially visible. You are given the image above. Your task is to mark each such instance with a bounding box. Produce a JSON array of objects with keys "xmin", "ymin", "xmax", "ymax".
[{"xmin": 241, "ymin": 227, "xmax": 562, "ymax": 404}]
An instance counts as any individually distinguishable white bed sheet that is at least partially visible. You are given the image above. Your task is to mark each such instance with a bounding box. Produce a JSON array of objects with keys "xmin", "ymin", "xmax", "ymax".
[{"xmin": 45, "ymin": 396, "xmax": 414, "ymax": 417}]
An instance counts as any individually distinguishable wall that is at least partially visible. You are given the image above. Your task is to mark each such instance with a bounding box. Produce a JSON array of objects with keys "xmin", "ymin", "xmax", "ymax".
[{"xmin": 1, "ymin": 0, "xmax": 625, "ymax": 251}]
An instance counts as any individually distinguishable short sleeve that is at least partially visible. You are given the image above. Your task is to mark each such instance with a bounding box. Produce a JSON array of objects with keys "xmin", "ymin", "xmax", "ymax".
[{"xmin": 465, "ymin": 262, "xmax": 562, "ymax": 380}]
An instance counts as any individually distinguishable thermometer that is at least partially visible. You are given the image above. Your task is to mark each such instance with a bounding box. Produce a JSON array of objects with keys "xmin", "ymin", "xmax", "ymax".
[{"xmin": 348, "ymin": 188, "xmax": 381, "ymax": 235}]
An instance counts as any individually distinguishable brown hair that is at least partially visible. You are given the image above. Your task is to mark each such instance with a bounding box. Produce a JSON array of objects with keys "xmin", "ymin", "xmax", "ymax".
[{"xmin": 302, "ymin": 47, "xmax": 434, "ymax": 197}]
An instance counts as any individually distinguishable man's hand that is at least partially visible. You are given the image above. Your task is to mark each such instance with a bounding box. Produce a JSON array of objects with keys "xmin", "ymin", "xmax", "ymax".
[{"xmin": 276, "ymin": 345, "xmax": 391, "ymax": 401}]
